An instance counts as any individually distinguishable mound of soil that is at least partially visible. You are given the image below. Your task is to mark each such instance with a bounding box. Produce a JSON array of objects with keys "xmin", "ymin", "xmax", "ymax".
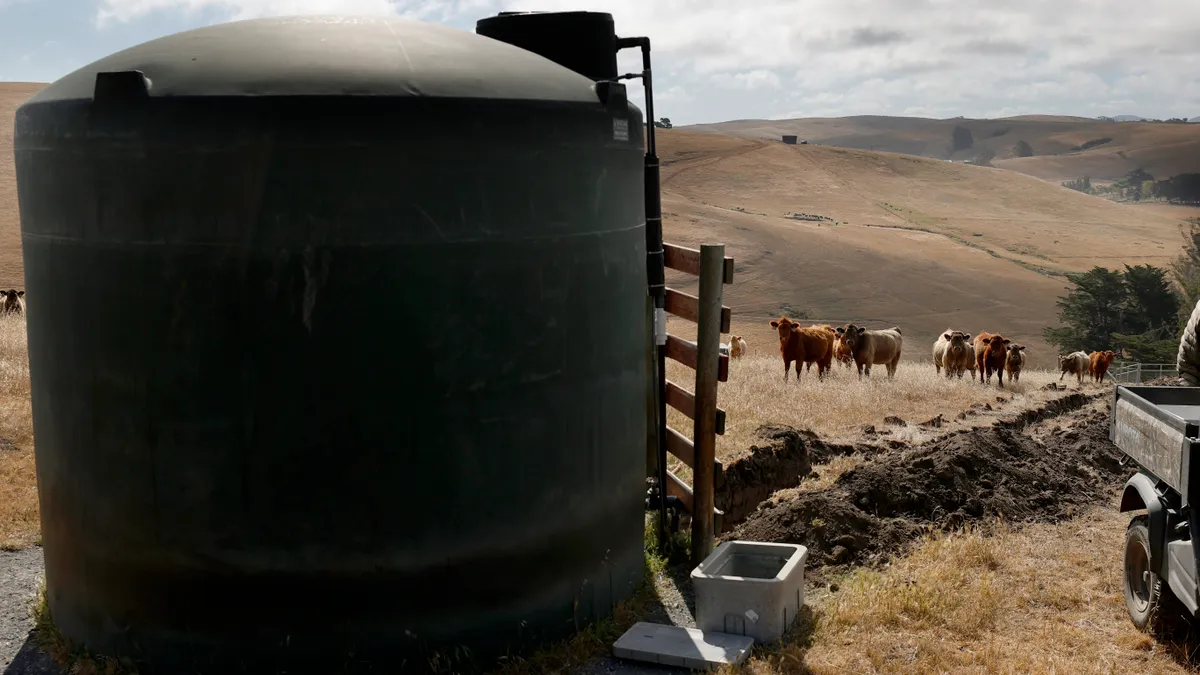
[
  {"xmin": 716, "ymin": 424, "xmax": 873, "ymax": 527},
  {"xmin": 735, "ymin": 492, "xmax": 920, "ymax": 570},
  {"xmin": 729, "ymin": 406, "xmax": 1127, "ymax": 569}
]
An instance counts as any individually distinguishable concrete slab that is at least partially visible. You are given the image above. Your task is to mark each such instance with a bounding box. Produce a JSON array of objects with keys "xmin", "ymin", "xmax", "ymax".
[{"xmin": 612, "ymin": 622, "xmax": 754, "ymax": 671}]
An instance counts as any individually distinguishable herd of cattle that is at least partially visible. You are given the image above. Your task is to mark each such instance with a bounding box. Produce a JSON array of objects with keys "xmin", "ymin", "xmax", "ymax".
[{"xmin": 716, "ymin": 315, "xmax": 1122, "ymax": 389}]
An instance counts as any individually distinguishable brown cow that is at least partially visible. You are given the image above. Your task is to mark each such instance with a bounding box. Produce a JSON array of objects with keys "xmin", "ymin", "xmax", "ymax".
[
  {"xmin": 769, "ymin": 316, "xmax": 834, "ymax": 382},
  {"xmin": 1089, "ymin": 350, "xmax": 1117, "ymax": 383},
  {"xmin": 805, "ymin": 324, "xmax": 852, "ymax": 369},
  {"xmin": 802, "ymin": 324, "xmax": 838, "ymax": 373},
  {"xmin": 974, "ymin": 332, "xmax": 1011, "ymax": 387},
  {"xmin": 1005, "ymin": 344, "xmax": 1026, "ymax": 384},
  {"xmin": 2, "ymin": 290, "xmax": 24, "ymax": 316},
  {"xmin": 1058, "ymin": 351, "xmax": 1090, "ymax": 386},
  {"xmin": 934, "ymin": 329, "xmax": 973, "ymax": 379},
  {"xmin": 834, "ymin": 341, "xmax": 854, "ymax": 369},
  {"xmin": 836, "ymin": 324, "xmax": 903, "ymax": 379}
]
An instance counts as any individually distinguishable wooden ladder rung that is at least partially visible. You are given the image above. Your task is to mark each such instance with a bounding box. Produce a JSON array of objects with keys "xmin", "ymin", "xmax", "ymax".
[
  {"xmin": 664, "ymin": 243, "xmax": 735, "ymax": 284},
  {"xmin": 665, "ymin": 334, "xmax": 729, "ymax": 382},
  {"xmin": 665, "ymin": 470, "xmax": 725, "ymax": 530},
  {"xmin": 665, "ymin": 380, "xmax": 726, "ymax": 435},
  {"xmin": 664, "ymin": 426, "xmax": 724, "ymax": 485},
  {"xmin": 664, "ymin": 288, "xmax": 732, "ymax": 332}
]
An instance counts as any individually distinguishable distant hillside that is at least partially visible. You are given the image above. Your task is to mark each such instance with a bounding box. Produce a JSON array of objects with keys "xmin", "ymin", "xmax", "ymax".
[
  {"xmin": 0, "ymin": 82, "xmax": 42, "ymax": 287},
  {"xmin": 686, "ymin": 114, "xmax": 1200, "ymax": 184},
  {"xmin": 653, "ymin": 129, "xmax": 1192, "ymax": 368}
]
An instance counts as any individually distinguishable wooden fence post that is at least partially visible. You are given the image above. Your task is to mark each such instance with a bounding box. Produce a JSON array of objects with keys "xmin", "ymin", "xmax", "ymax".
[{"xmin": 691, "ymin": 243, "xmax": 725, "ymax": 566}]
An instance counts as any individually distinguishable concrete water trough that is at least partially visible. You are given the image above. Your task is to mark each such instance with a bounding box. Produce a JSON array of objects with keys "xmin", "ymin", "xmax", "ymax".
[{"xmin": 692, "ymin": 540, "xmax": 808, "ymax": 644}]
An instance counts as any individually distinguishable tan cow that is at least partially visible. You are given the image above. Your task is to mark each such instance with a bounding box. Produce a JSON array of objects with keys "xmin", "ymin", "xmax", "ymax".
[
  {"xmin": 1089, "ymin": 350, "xmax": 1117, "ymax": 383},
  {"xmin": 933, "ymin": 329, "xmax": 974, "ymax": 379},
  {"xmin": 1005, "ymin": 344, "xmax": 1026, "ymax": 384},
  {"xmin": 770, "ymin": 316, "xmax": 834, "ymax": 382},
  {"xmin": 1058, "ymin": 351, "xmax": 1090, "ymax": 386},
  {"xmin": 836, "ymin": 323, "xmax": 903, "ymax": 379},
  {"xmin": 729, "ymin": 335, "xmax": 748, "ymax": 359},
  {"xmin": 2, "ymin": 290, "xmax": 24, "ymax": 316},
  {"xmin": 974, "ymin": 331, "xmax": 1011, "ymax": 388}
]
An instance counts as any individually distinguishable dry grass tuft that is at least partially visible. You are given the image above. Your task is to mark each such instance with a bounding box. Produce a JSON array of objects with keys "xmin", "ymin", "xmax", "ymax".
[
  {"xmin": 725, "ymin": 508, "xmax": 1196, "ymax": 675},
  {"xmin": 488, "ymin": 516, "xmax": 681, "ymax": 675},
  {"xmin": 29, "ymin": 579, "xmax": 134, "ymax": 675},
  {"xmin": 0, "ymin": 312, "xmax": 35, "ymax": 550},
  {"xmin": 667, "ymin": 354, "xmax": 1092, "ymax": 470}
]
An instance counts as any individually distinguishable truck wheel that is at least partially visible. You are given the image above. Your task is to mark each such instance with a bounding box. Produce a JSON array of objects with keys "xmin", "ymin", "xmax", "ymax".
[{"xmin": 1124, "ymin": 515, "xmax": 1183, "ymax": 632}]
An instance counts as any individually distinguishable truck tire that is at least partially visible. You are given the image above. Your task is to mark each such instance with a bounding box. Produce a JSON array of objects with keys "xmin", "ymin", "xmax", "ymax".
[
  {"xmin": 1177, "ymin": 298, "xmax": 1200, "ymax": 385},
  {"xmin": 1124, "ymin": 515, "xmax": 1184, "ymax": 632}
]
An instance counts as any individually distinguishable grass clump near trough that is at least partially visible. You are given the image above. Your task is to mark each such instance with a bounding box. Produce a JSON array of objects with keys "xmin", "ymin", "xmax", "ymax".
[
  {"xmin": 0, "ymin": 312, "xmax": 34, "ymax": 551},
  {"xmin": 29, "ymin": 579, "xmax": 133, "ymax": 675}
]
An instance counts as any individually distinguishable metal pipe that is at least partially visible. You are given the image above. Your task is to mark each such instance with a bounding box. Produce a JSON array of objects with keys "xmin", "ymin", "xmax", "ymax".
[{"xmin": 616, "ymin": 35, "xmax": 669, "ymax": 552}]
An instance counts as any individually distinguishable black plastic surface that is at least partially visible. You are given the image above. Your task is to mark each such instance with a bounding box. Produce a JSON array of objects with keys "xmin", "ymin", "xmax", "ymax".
[
  {"xmin": 476, "ymin": 11, "xmax": 619, "ymax": 82},
  {"xmin": 15, "ymin": 17, "xmax": 648, "ymax": 675}
]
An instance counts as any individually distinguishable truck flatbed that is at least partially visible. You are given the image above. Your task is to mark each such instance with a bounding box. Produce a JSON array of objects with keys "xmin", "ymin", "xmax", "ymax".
[{"xmin": 1112, "ymin": 384, "xmax": 1200, "ymax": 628}]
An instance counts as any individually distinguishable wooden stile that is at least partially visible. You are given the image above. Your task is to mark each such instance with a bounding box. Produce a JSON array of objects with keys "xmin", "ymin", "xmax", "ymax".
[{"xmin": 655, "ymin": 237, "xmax": 734, "ymax": 566}]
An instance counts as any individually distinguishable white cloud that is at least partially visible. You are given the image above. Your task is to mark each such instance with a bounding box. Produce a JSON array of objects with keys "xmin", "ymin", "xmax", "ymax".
[
  {"xmin": 83, "ymin": 0, "xmax": 1200, "ymax": 124},
  {"xmin": 710, "ymin": 70, "xmax": 781, "ymax": 91}
]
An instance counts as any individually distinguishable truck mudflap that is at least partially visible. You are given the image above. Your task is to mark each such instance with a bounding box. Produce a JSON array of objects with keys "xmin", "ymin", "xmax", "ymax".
[{"xmin": 1120, "ymin": 472, "xmax": 1170, "ymax": 579}]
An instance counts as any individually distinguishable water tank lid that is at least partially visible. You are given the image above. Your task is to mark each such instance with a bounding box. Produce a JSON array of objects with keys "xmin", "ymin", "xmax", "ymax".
[{"xmin": 26, "ymin": 15, "xmax": 600, "ymax": 104}]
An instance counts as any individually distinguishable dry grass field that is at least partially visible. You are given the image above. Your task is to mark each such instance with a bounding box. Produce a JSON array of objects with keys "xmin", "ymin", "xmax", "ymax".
[
  {"xmin": 687, "ymin": 114, "xmax": 1200, "ymax": 184},
  {"xmin": 0, "ymin": 313, "xmax": 34, "ymax": 551},
  {"xmin": 726, "ymin": 509, "xmax": 1195, "ymax": 675},
  {"xmin": 666, "ymin": 354, "xmax": 1089, "ymax": 470}
]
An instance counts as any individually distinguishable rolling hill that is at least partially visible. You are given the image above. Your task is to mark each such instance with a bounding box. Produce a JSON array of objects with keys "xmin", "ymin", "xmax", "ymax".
[
  {"xmin": 686, "ymin": 115, "xmax": 1200, "ymax": 184},
  {"xmin": 0, "ymin": 82, "xmax": 38, "ymax": 288},
  {"xmin": 2, "ymin": 82, "xmax": 1195, "ymax": 370},
  {"xmin": 654, "ymin": 129, "xmax": 1193, "ymax": 368}
]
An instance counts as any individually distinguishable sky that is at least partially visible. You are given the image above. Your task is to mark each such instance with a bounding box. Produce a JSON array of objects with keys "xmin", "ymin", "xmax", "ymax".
[{"xmin": 1, "ymin": 0, "xmax": 1198, "ymax": 126}]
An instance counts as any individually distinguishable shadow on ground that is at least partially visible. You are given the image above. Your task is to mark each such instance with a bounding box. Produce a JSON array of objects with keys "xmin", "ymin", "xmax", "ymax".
[{"xmin": 3, "ymin": 637, "xmax": 58, "ymax": 675}]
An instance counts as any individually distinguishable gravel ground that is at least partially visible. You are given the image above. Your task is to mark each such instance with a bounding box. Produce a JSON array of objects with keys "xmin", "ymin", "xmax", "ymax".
[{"xmin": 0, "ymin": 547, "xmax": 43, "ymax": 672}]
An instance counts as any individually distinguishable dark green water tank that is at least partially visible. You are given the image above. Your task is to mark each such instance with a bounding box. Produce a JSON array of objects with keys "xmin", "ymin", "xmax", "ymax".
[{"xmin": 14, "ymin": 15, "xmax": 648, "ymax": 674}]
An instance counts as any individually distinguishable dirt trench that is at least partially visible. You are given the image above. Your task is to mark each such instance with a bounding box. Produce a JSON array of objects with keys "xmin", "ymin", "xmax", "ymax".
[
  {"xmin": 713, "ymin": 390, "xmax": 1106, "ymax": 534},
  {"xmin": 726, "ymin": 396, "xmax": 1126, "ymax": 571}
]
